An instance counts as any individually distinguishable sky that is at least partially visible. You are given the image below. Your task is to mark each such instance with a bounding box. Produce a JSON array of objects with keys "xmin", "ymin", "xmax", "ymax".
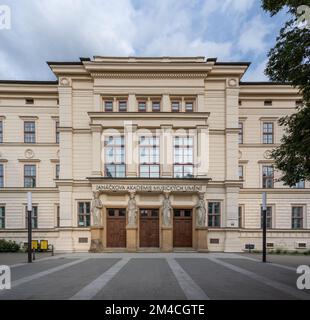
[{"xmin": 0, "ymin": 0, "xmax": 290, "ymax": 81}]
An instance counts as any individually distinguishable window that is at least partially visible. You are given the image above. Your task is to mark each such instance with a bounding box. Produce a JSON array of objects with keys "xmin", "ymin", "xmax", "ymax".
[
  {"xmin": 25, "ymin": 98, "xmax": 34, "ymax": 105},
  {"xmin": 24, "ymin": 121, "xmax": 36, "ymax": 143},
  {"xmin": 0, "ymin": 206, "xmax": 5, "ymax": 229},
  {"xmin": 25, "ymin": 206, "xmax": 38, "ymax": 229},
  {"xmin": 292, "ymin": 180, "xmax": 305, "ymax": 189},
  {"xmin": 24, "ymin": 165, "xmax": 36, "ymax": 188},
  {"xmin": 263, "ymin": 122, "xmax": 274, "ymax": 144},
  {"xmin": 152, "ymin": 101, "xmax": 160, "ymax": 112},
  {"xmin": 104, "ymin": 100, "xmax": 113, "ymax": 112},
  {"xmin": 55, "ymin": 164, "xmax": 60, "ymax": 179},
  {"xmin": 238, "ymin": 206, "xmax": 243, "ymax": 228},
  {"xmin": 56, "ymin": 205, "xmax": 60, "ymax": 227},
  {"xmin": 262, "ymin": 165, "xmax": 274, "ymax": 188},
  {"xmin": 78, "ymin": 202, "xmax": 90, "ymax": 227},
  {"xmin": 171, "ymin": 101, "xmax": 180, "ymax": 112},
  {"xmin": 138, "ymin": 101, "xmax": 146, "ymax": 112},
  {"xmin": 105, "ymin": 136, "xmax": 125, "ymax": 178},
  {"xmin": 261, "ymin": 206, "xmax": 272, "ymax": 229},
  {"xmin": 264, "ymin": 100, "xmax": 272, "ymax": 106},
  {"xmin": 55, "ymin": 121, "xmax": 60, "ymax": 144},
  {"xmin": 0, "ymin": 120, "xmax": 3, "ymax": 143},
  {"xmin": 185, "ymin": 101, "xmax": 194, "ymax": 112},
  {"xmin": 238, "ymin": 122, "xmax": 243, "ymax": 144},
  {"xmin": 238, "ymin": 165, "xmax": 244, "ymax": 180},
  {"xmin": 174, "ymin": 136, "xmax": 194, "ymax": 178},
  {"xmin": 292, "ymin": 207, "xmax": 303, "ymax": 229},
  {"xmin": 208, "ymin": 202, "xmax": 221, "ymax": 227},
  {"xmin": 0, "ymin": 164, "xmax": 3, "ymax": 187},
  {"xmin": 139, "ymin": 136, "xmax": 160, "ymax": 178},
  {"xmin": 118, "ymin": 101, "xmax": 127, "ymax": 112}
]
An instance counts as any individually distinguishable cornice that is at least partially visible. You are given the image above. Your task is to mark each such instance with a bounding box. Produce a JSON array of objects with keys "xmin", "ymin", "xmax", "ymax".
[{"xmin": 90, "ymin": 72, "xmax": 210, "ymax": 79}]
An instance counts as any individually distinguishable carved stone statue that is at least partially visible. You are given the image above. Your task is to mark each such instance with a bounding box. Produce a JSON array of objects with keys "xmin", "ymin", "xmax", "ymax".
[
  {"xmin": 127, "ymin": 192, "xmax": 137, "ymax": 226},
  {"xmin": 162, "ymin": 192, "xmax": 172, "ymax": 227},
  {"xmin": 91, "ymin": 191, "xmax": 103, "ymax": 226},
  {"xmin": 195, "ymin": 192, "xmax": 206, "ymax": 227}
]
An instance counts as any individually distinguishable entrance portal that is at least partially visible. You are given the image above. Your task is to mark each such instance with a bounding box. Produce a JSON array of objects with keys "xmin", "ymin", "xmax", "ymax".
[
  {"xmin": 173, "ymin": 209, "xmax": 192, "ymax": 247},
  {"xmin": 107, "ymin": 208, "xmax": 126, "ymax": 247},
  {"xmin": 139, "ymin": 208, "xmax": 159, "ymax": 247}
]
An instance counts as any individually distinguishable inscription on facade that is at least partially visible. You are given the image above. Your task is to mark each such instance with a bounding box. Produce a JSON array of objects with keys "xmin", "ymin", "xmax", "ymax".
[{"xmin": 96, "ymin": 184, "xmax": 202, "ymax": 192}]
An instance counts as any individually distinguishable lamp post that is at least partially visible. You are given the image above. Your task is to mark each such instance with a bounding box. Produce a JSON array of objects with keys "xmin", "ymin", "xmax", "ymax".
[
  {"xmin": 262, "ymin": 191, "xmax": 267, "ymax": 263},
  {"xmin": 27, "ymin": 192, "xmax": 32, "ymax": 263}
]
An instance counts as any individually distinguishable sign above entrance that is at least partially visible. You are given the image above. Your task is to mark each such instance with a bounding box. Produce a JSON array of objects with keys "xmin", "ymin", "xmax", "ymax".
[{"xmin": 96, "ymin": 184, "xmax": 203, "ymax": 193}]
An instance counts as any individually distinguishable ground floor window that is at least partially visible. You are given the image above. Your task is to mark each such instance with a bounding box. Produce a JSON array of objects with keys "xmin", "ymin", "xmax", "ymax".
[
  {"xmin": 0, "ymin": 206, "xmax": 5, "ymax": 229},
  {"xmin": 260, "ymin": 206, "xmax": 272, "ymax": 229},
  {"xmin": 25, "ymin": 206, "xmax": 38, "ymax": 229},
  {"xmin": 292, "ymin": 206, "xmax": 303, "ymax": 229},
  {"xmin": 208, "ymin": 202, "xmax": 221, "ymax": 227},
  {"xmin": 78, "ymin": 202, "xmax": 91, "ymax": 227}
]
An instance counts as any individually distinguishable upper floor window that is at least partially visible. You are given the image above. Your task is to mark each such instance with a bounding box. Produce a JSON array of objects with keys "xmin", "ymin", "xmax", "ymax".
[
  {"xmin": 78, "ymin": 202, "xmax": 90, "ymax": 227},
  {"xmin": 25, "ymin": 206, "xmax": 38, "ymax": 229},
  {"xmin": 208, "ymin": 202, "xmax": 221, "ymax": 227},
  {"xmin": 105, "ymin": 136, "xmax": 125, "ymax": 178},
  {"xmin": 55, "ymin": 121, "xmax": 60, "ymax": 144},
  {"xmin": 292, "ymin": 206, "xmax": 303, "ymax": 229},
  {"xmin": 24, "ymin": 121, "xmax": 36, "ymax": 143},
  {"xmin": 261, "ymin": 206, "xmax": 272, "ymax": 229},
  {"xmin": 25, "ymin": 98, "xmax": 34, "ymax": 105},
  {"xmin": 138, "ymin": 101, "xmax": 147, "ymax": 112},
  {"xmin": 119, "ymin": 100, "xmax": 127, "ymax": 112},
  {"xmin": 238, "ymin": 122, "xmax": 243, "ymax": 144},
  {"xmin": 55, "ymin": 164, "xmax": 60, "ymax": 179},
  {"xmin": 104, "ymin": 100, "xmax": 113, "ymax": 112},
  {"xmin": 152, "ymin": 101, "xmax": 161, "ymax": 112},
  {"xmin": 185, "ymin": 101, "xmax": 194, "ymax": 112},
  {"xmin": 0, "ymin": 206, "xmax": 5, "ymax": 229},
  {"xmin": 262, "ymin": 165, "xmax": 274, "ymax": 188},
  {"xmin": 56, "ymin": 205, "xmax": 60, "ymax": 228},
  {"xmin": 24, "ymin": 164, "xmax": 36, "ymax": 188},
  {"xmin": 238, "ymin": 165, "xmax": 244, "ymax": 180},
  {"xmin": 171, "ymin": 101, "xmax": 180, "ymax": 112},
  {"xmin": 139, "ymin": 136, "xmax": 160, "ymax": 178},
  {"xmin": 292, "ymin": 180, "xmax": 305, "ymax": 189},
  {"xmin": 173, "ymin": 136, "xmax": 193, "ymax": 178},
  {"xmin": 238, "ymin": 206, "xmax": 243, "ymax": 228},
  {"xmin": 0, "ymin": 120, "xmax": 3, "ymax": 143},
  {"xmin": 0, "ymin": 164, "xmax": 3, "ymax": 187},
  {"xmin": 263, "ymin": 122, "xmax": 274, "ymax": 144},
  {"xmin": 264, "ymin": 100, "xmax": 272, "ymax": 106}
]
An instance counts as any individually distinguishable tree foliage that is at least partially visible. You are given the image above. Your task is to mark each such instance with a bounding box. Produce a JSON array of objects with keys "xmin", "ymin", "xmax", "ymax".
[{"xmin": 262, "ymin": 0, "xmax": 310, "ymax": 186}]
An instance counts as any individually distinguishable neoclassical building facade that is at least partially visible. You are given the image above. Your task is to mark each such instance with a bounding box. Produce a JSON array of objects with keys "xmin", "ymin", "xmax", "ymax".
[{"xmin": 0, "ymin": 56, "xmax": 309, "ymax": 252}]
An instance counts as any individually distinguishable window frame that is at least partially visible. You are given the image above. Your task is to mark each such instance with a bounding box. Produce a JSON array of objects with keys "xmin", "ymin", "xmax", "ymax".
[
  {"xmin": 262, "ymin": 165, "xmax": 274, "ymax": 189},
  {"xmin": 151, "ymin": 100, "xmax": 161, "ymax": 112},
  {"xmin": 260, "ymin": 206, "xmax": 273, "ymax": 229},
  {"xmin": 208, "ymin": 202, "xmax": 221, "ymax": 228},
  {"xmin": 55, "ymin": 163, "xmax": 60, "ymax": 179},
  {"xmin": 0, "ymin": 119, "xmax": 3, "ymax": 143},
  {"xmin": 262, "ymin": 122, "xmax": 274, "ymax": 144},
  {"xmin": 185, "ymin": 101, "xmax": 194, "ymax": 112},
  {"xmin": 24, "ymin": 121, "xmax": 36, "ymax": 144},
  {"xmin": 55, "ymin": 121, "xmax": 60, "ymax": 144},
  {"xmin": 0, "ymin": 206, "xmax": 5, "ymax": 229},
  {"xmin": 139, "ymin": 135, "xmax": 160, "ymax": 178},
  {"xmin": 238, "ymin": 165, "xmax": 244, "ymax": 180},
  {"xmin": 104, "ymin": 100, "xmax": 114, "ymax": 112},
  {"xmin": 238, "ymin": 122, "xmax": 244, "ymax": 144},
  {"xmin": 171, "ymin": 101, "xmax": 181, "ymax": 112},
  {"xmin": 0, "ymin": 163, "xmax": 4, "ymax": 188},
  {"xmin": 24, "ymin": 164, "xmax": 37, "ymax": 188},
  {"xmin": 138, "ymin": 100, "xmax": 147, "ymax": 112},
  {"xmin": 291, "ymin": 206, "xmax": 304, "ymax": 230},
  {"xmin": 25, "ymin": 206, "xmax": 38, "ymax": 229},
  {"xmin": 104, "ymin": 135, "xmax": 126, "ymax": 178},
  {"xmin": 173, "ymin": 135, "xmax": 194, "ymax": 178},
  {"xmin": 118, "ymin": 100, "xmax": 127, "ymax": 112},
  {"xmin": 77, "ymin": 201, "xmax": 91, "ymax": 227}
]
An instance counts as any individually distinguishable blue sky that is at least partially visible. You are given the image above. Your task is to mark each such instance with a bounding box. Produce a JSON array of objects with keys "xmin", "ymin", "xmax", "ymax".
[{"xmin": 0, "ymin": 0, "xmax": 289, "ymax": 81}]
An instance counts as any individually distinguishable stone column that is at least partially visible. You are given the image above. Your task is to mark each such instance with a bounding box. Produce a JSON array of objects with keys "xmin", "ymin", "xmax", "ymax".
[
  {"xmin": 196, "ymin": 125, "xmax": 209, "ymax": 178},
  {"xmin": 162, "ymin": 94, "xmax": 170, "ymax": 112},
  {"xmin": 160, "ymin": 125, "xmax": 173, "ymax": 178},
  {"xmin": 125, "ymin": 122, "xmax": 138, "ymax": 177},
  {"xmin": 128, "ymin": 94, "xmax": 136, "ymax": 112}
]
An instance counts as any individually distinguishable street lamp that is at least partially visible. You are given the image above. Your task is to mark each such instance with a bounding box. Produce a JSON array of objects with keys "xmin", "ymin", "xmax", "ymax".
[
  {"xmin": 27, "ymin": 192, "xmax": 32, "ymax": 263},
  {"xmin": 262, "ymin": 191, "xmax": 267, "ymax": 263}
]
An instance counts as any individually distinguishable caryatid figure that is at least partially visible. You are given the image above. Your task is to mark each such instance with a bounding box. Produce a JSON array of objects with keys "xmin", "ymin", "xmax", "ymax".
[{"xmin": 91, "ymin": 191, "xmax": 103, "ymax": 226}]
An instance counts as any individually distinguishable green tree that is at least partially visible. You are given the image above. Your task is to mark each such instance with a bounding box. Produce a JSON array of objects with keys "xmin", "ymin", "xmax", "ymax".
[{"xmin": 262, "ymin": 0, "xmax": 310, "ymax": 186}]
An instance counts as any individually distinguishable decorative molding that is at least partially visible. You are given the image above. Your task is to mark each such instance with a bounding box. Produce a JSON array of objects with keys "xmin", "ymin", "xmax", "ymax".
[
  {"xmin": 263, "ymin": 150, "xmax": 273, "ymax": 159},
  {"xmin": 59, "ymin": 77, "xmax": 71, "ymax": 86},
  {"xmin": 18, "ymin": 159, "xmax": 41, "ymax": 163},
  {"xmin": 19, "ymin": 116, "xmax": 39, "ymax": 120},
  {"xmin": 50, "ymin": 159, "xmax": 59, "ymax": 163},
  {"xmin": 24, "ymin": 149, "xmax": 35, "ymax": 159},
  {"xmin": 90, "ymin": 72, "xmax": 209, "ymax": 79},
  {"xmin": 227, "ymin": 78, "xmax": 238, "ymax": 87}
]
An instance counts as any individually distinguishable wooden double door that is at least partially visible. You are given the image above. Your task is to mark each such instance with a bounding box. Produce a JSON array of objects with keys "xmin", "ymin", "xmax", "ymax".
[
  {"xmin": 107, "ymin": 208, "xmax": 126, "ymax": 247},
  {"xmin": 139, "ymin": 208, "xmax": 159, "ymax": 247},
  {"xmin": 173, "ymin": 209, "xmax": 193, "ymax": 247}
]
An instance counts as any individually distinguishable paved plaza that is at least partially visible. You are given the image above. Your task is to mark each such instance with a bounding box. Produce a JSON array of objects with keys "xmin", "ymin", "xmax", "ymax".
[{"xmin": 0, "ymin": 252, "xmax": 309, "ymax": 300}]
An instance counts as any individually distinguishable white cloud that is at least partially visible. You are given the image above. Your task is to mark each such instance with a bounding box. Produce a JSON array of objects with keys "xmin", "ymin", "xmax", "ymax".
[
  {"xmin": 238, "ymin": 15, "xmax": 272, "ymax": 55},
  {"xmin": 242, "ymin": 59, "xmax": 268, "ymax": 81}
]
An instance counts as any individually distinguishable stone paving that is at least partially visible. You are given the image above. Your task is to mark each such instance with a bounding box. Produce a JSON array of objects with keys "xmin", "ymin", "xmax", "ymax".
[{"xmin": 0, "ymin": 252, "xmax": 309, "ymax": 300}]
